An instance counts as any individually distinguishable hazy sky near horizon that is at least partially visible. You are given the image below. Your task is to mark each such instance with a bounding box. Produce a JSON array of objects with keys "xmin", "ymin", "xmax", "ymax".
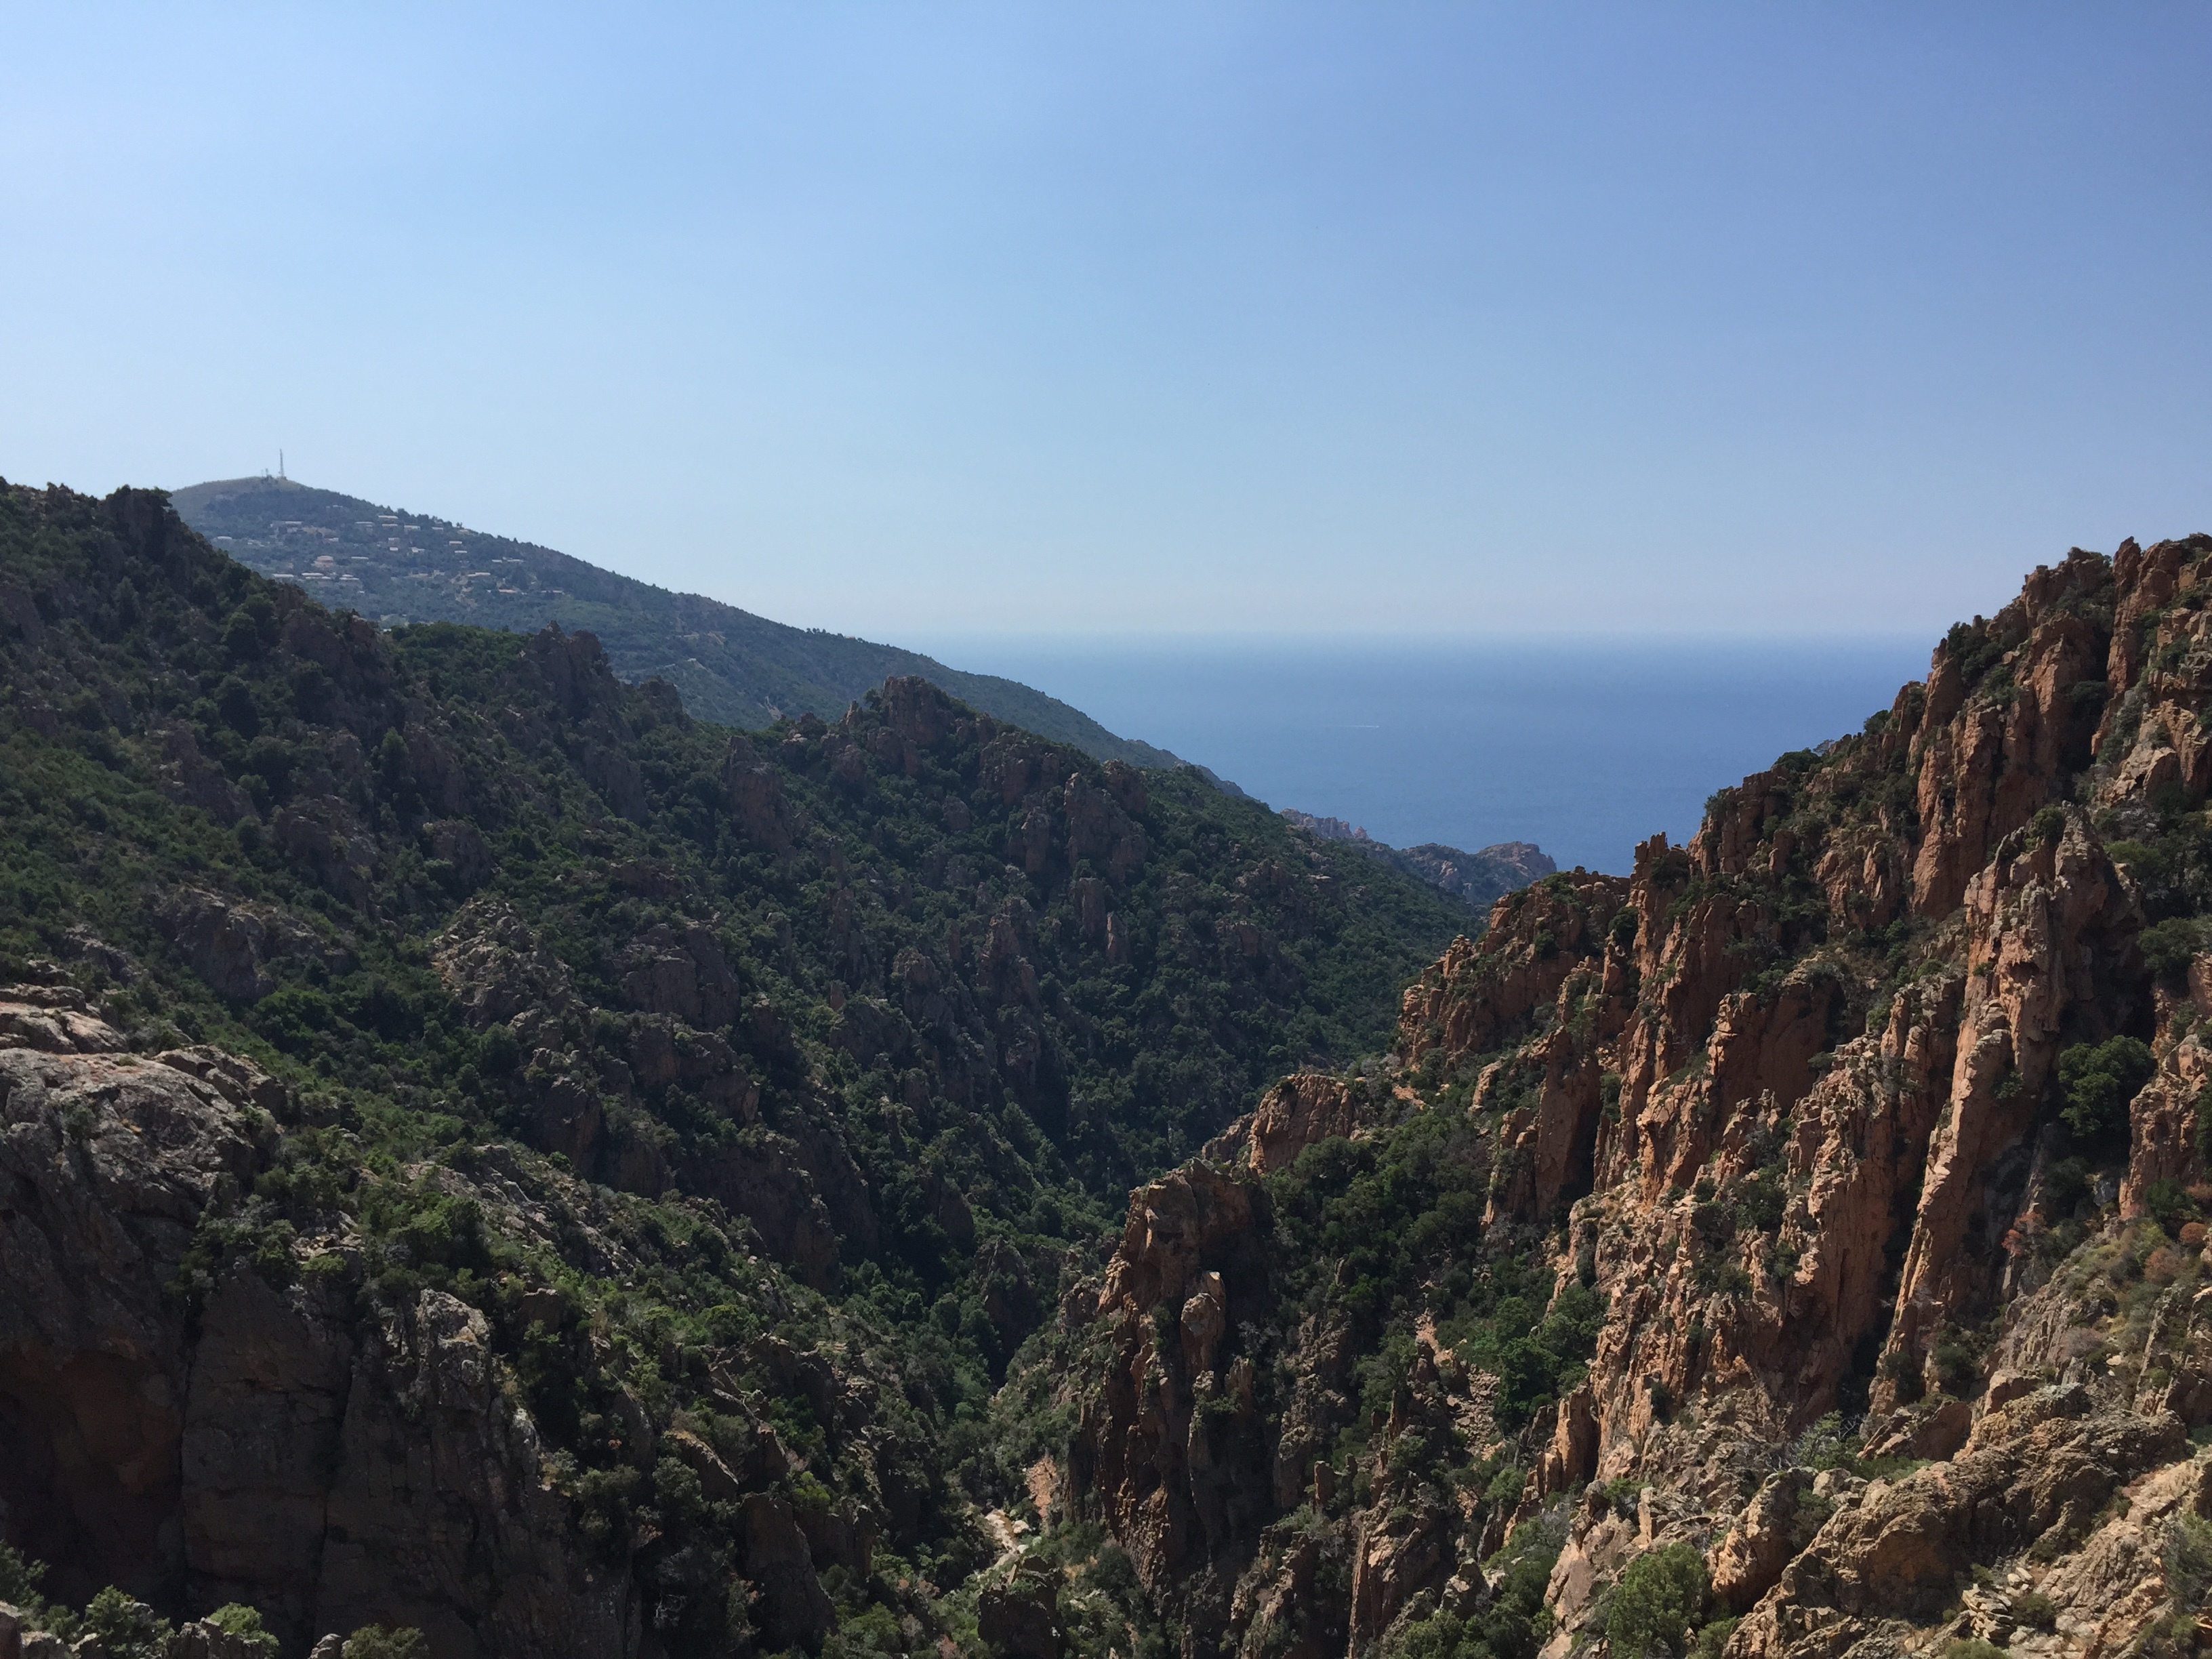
[{"xmin": 3, "ymin": 4, "xmax": 2208, "ymax": 638}]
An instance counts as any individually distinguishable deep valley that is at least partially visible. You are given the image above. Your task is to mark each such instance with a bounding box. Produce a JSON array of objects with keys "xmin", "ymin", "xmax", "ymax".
[{"xmin": 5, "ymin": 484, "xmax": 2212, "ymax": 1659}]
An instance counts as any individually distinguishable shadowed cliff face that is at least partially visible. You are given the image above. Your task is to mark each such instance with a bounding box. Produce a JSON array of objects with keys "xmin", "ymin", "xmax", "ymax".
[
  {"xmin": 0, "ymin": 990, "xmax": 642, "ymax": 1652},
  {"xmin": 1040, "ymin": 537, "xmax": 2212, "ymax": 1659}
]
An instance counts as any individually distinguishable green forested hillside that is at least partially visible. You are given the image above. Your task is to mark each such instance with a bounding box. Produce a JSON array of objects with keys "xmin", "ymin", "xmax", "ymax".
[
  {"xmin": 169, "ymin": 476, "xmax": 1184, "ymax": 767},
  {"xmin": 0, "ymin": 480, "xmax": 1471, "ymax": 1652}
]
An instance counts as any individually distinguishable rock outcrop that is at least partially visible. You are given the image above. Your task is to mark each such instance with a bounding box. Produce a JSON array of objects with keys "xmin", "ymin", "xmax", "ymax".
[
  {"xmin": 1730, "ymin": 1393, "xmax": 2190, "ymax": 1659},
  {"xmin": 0, "ymin": 997, "xmax": 644, "ymax": 1650},
  {"xmin": 1069, "ymin": 1163, "xmax": 1277, "ymax": 1626},
  {"xmin": 0, "ymin": 994, "xmax": 920, "ymax": 1656},
  {"xmin": 1052, "ymin": 537, "xmax": 2212, "ymax": 1659},
  {"xmin": 1394, "ymin": 544, "xmax": 2176, "ymax": 1492},
  {"xmin": 1241, "ymin": 1072, "xmax": 1363, "ymax": 1174}
]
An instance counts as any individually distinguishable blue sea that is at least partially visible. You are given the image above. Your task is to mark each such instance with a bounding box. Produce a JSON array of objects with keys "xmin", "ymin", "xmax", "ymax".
[{"xmin": 911, "ymin": 635, "xmax": 1934, "ymax": 876}]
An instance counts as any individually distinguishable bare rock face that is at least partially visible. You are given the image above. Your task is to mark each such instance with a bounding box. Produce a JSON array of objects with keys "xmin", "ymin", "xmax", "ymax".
[
  {"xmin": 2123, "ymin": 1023, "xmax": 2212, "ymax": 1222},
  {"xmin": 180, "ymin": 1270, "xmax": 355, "ymax": 1629},
  {"xmin": 1709, "ymin": 1469, "xmax": 1811, "ymax": 1614},
  {"xmin": 1046, "ymin": 537, "xmax": 2212, "ymax": 1659},
  {"xmin": 185, "ymin": 1280, "xmax": 637, "ymax": 1659},
  {"xmin": 721, "ymin": 734, "xmax": 798, "ymax": 852},
  {"xmin": 735, "ymin": 1492, "xmax": 836, "ymax": 1651},
  {"xmin": 1347, "ymin": 1496, "xmax": 1456, "ymax": 1652},
  {"xmin": 1727, "ymin": 1397, "xmax": 2185, "ymax": 1658},
  {"xmin": 1225, "ymin": 1519, "xmax": 1349, "ymax": 1659},
  {"xmin": 0, "ymin": 1028, "xmax": 261, "ymax": 1603},
  {"xmin": 878, "ymin": 674, "xmax": 962, "ymax": 751},
  {"xmin": 1242, "ymin": 1072, "xmax": 1361, "ymax": 1174},
  {"xmin": 1061, "ymin": 772, "xmax": 1148, "ymax": 883},
  {"xmin": 1095, "ymin": 1162, "xmax": 1258, "ymax": 1324},
  {"xmin": 619, "ymin": 920, "xmax": 741, "ymax": 1027},
  {"xmin": 977, "ymin": 1559, "xmax": 1064, "ymax": 1659},
  {"xmin": 1369, "ymin": 545, "xmax": 2193, "ymax": 1508},
  {"xmin": 269, "ymin": 798, "xmax": 381, "ymax": 907},
  {"xmin": 1069, "ymin": 1164, "xmax": 1275, "ymax": 1612},
  {"xmin": 1399, "ymin": 871, "xmax": 1627, "ymax": 1067},
  {"xmin": 319, "ymin": 1289, "xmax": 639, "ymax": 1658},
  {"xmin": 1101, "ymin": 759, "xmax": 1148, "ymax": 817},
  {"xmin": 520, "ymin": 625, "xmax": 629, "ymax": 732},
  {"xmin": 431, "ymin": 898, "xmax": 578, "ymax": 1037},
  {"xmin": 0, "ymin": 986, "xmax": 126, "ymax": 1054},
  {"xmin": 0, "ymin": 1000, "xmax": 644, "ymax": 1653},
  {"xmin": 1879, "ymin": 810, "xmax": 2139, "ymax": 1388},
  {"xmin": 694, "ymin": 1129, "xmax": 841, "ymax": 1290}
]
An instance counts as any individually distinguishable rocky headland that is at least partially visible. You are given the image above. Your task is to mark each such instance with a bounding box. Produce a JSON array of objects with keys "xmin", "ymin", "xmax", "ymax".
[{"xmin": 1278, "ymin": 813, "xmax": 1557, "ymax": 914}]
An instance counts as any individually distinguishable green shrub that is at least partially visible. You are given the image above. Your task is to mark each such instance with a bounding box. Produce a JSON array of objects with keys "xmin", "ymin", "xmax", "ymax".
[
  {"xmin": 1281, "ymin": 1109, "xmax": 1601, "ymax": 1429},
  {"xmin": 1595, "ymin": 1477, "xmax": 1645, "ymax": 1517},
  {"xmin": 1943, "ymin": 621, "xmax": 2007, "ymax": 689},
  {"xmin": 0, "ymin": 1545, "xmax": 71, "ymax": 1637},
  {"xmin": 207, "ymin": 1606, "xmax": 280, "ymax": 1657},
  {"xmin": 1735, "ymin": 1172, "xmax": 1785, "ymax": 1233},
  {"xmin": 2141, "ymin": 918, "xmax": 2207, "ymax": 989},
  {"xmin": 2044, "ymin": 1155, "xmax": 2093, "ymax": 1219},
  {"xmin": 1929, "ymin": 1331, "xmax": 1980, "ymax": 1397},
  {"xmin": 1605, "ymin": 1543, "xmax": 1708, "ymax": 1658},
  {"xmin": 1481, "ymin": 1517, "xmax": 1568, "ymax": 1659},
  {"xmin": 2057, "ymin": 1037, "xmax": 2156, "ymax": 1141},
  {"xmin": 2166, "ymin": 1509, "xmax": 2212, "ymax": 1617},
  {"xmin": 81, "ymin": 1587, "xmax": 171, "ymax": 1659},
  {"xmin": 343, "ymin": 1627, "xmax": 428, "ymax": 1659},
  {"xmin": 0, "ymin": 1543, "xmax": 49, "ymax": 1609},
  {"xmin": 2147, "ymin": 1178, "xmax": 2199, "ymax": 1237}
]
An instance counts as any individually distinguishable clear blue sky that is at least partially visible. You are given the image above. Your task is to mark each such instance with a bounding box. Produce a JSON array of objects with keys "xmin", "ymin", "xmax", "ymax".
[{"xmin": 3, "ymin": 3, "xmax": 2207, "ymax": 638}]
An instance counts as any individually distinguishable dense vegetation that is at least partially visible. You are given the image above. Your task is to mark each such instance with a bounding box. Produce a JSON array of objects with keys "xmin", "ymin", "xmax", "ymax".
[
  {"xmin": 1380, "ymin": 1518, "xmax": 1569, "ymax": 1659},
  {"xmin": 169, "ymin": 475, "xmax": 1182, "ymax": 764},
  {"xmin": 0, "ymin": 481, "xmax": 1477, "ymax": 1654},
  {"xmin": 1267, "ymin": 1099, "xmax": 1603, "ymax": 1441},
  {"xmin": 985, "ymin": 1069, "xmax": 1609, "ymax": 1659}
]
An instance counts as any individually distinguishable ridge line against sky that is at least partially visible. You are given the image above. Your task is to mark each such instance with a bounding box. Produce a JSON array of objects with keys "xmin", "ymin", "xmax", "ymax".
[{"xmin": 5, "ymin": 3, "xmax": 2209, "ymax": 638}]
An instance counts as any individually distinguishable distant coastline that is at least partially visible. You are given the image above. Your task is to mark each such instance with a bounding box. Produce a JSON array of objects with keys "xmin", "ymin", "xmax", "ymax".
[{"xmin": 907, "ymin": 632, "xmax": 1932, "ymax": 873}]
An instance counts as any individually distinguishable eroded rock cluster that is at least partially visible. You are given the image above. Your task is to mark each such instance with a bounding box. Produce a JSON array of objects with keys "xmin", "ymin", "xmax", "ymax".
[{"xmin": 1036, "ymin": 537, "xmax": 2212, "ymax": 1659}]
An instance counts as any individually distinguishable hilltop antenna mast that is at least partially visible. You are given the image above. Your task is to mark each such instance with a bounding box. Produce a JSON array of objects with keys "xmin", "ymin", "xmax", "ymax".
[{"xmin": 279, "ymin": 449, "xmax": 285, "ymax": 480}]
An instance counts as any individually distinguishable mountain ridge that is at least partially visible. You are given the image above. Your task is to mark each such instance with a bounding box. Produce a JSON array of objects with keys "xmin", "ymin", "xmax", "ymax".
[
  {"xmin": 171, "ymin": 475, "xmax": 1552, "ymax": 912},
  {"xmin": 169, "ymin": 475, "xmax": 1185, "ymax": 770}
]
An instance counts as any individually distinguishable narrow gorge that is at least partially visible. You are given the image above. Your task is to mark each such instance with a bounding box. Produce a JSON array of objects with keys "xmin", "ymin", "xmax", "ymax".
[{"xmin": 5, "ymin": 485, "xmax": 2212, "ymax": 1659}]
